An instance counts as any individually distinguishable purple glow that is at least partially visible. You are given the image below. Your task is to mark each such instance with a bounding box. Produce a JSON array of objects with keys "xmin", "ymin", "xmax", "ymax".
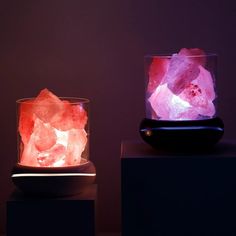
[{"xmin": 147, "ymin": 48, "xmax": 216, "ymax": 120}]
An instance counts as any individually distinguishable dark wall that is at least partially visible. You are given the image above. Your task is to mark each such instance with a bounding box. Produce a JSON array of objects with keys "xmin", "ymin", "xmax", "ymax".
[{"xmin": 0, "ymin": 0, "xmax": 235, "ymax": 233}]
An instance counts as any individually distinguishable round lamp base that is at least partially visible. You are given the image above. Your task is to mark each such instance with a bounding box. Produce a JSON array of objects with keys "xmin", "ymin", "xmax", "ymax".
[
  {"xmin": 139, "ymin": 117, "xmax": 224, "ymax": 151},
  {"xmin": 12, "ymin": 160, "xmax": 96, "ymax": 197}
]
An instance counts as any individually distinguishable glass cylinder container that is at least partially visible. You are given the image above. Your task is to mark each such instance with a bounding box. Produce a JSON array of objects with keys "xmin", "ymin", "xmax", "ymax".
[
  {"xmin": 145, "ymin": 52, "xmax": 217, "ymax": 121},
  {"xmin": 16, "ymin": 97, "xmax": 89, "ymax": 168}
]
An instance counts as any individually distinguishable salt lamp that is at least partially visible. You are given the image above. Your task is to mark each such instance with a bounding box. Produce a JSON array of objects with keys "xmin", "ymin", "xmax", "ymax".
[
  {"xmin": 12, "ymin": 89, "xmax": 95, "ymax": 196},
  {"xmin": 140, "ymin": 48, "xmax": 224, "ymax": 149}
]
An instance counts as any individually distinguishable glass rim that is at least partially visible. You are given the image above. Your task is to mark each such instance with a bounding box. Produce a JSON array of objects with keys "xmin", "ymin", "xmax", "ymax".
[
  {"xmin": 16, "ymin": 97, "xmax": 90, "ymax": 105},
  {"xmin": 144, "ymin": 52, "xmax": 218, "ymax": 59}
]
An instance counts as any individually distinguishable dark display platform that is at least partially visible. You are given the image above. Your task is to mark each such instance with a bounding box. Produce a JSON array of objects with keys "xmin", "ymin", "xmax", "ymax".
[
  {"xmin": 7, "ymin": 184, "xmax": 97, "ymax": 236},
  {"xmin": 121, "ymin": 140, "xmax": 236, "ymax": 236}
]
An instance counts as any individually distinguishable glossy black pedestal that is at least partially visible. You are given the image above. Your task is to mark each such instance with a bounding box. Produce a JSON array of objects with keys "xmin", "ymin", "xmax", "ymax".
[
  {"xmin": 7, "ymin": 184, "xmax": 97, "ymax": 236},
  {"xmin": 121, "ymin": 140, "xmax": 236, "ymax": 236},
  {"xmin": 139, "ymin": 117, "xmax": 224, "ymax": 149}
]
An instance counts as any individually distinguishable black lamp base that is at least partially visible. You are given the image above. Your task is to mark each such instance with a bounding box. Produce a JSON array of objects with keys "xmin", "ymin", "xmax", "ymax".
[
  {"xmin": 12, "ymin": 160, "xmax": 96, "ymax": 197},
  {"xmin": 139, "ymin": 117, "xmax": 224, "ymax": 150}
]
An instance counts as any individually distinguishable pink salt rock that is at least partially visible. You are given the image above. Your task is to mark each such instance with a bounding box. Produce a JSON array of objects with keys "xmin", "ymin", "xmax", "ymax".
[
  {"xmin": 179, "ymin": 48, "xmax": 206, "ymax": 66},
  {"xmin": 195, "ymin": 101, "xmax": 215, "ymax": 118},
  {"xmin": 180, "ymin": 83, "xmax": 204, "ymax": 105},
  {"xmin": 148, "ymin": 83, "xmax": 198, "ymax": 120},
  {"xmin": 20, "ymin": 133, "xmax": 40, "ymax": 167},
  {"xmin": 147, "ymin": 58, "xmax": 169, "ymax": 94},
  {"xmin": 166, "ymin": 53, "xmax": 200, "ymax": 95},
  {"xmin": 71, "ymin": 105, "xmax": 88, "ymax": 129},
  {"xmin": 33, "ymin": 88, "xmax": 64, "ymax": 123},
  {"xmin": 65, "ymin": 129, "xmax": 87, "ymax": 166},
  {"xmin": 148, "ymin": 83, "xmax": 172, "ymax": 119},
  {"xmin": 37, "ymin": 144, "xmax": 66, "ymax": 167},
  {"xmin": 195, "ymin": 65, "xmax": 215, "ymax": 101},
  {"xmin": 51, "ymin": 101, "xmax": 88, "ymax": 131},
  {"xmin": 179, "ymin": 65, "xmax": 216, "ymax": 117},
  {"xmin": 18, "ymin": 101, "xmax": 35, "ymax": 144},
  {"xmin": 50, "ymin": 101, "xmax": 74, "ymax": 131},
  {"xmin": 174, "ymin": 107, "xmax": 199, "ymax": 120},
  {"xmin": 33, "ymin": 118, "xmax": 57, "ymax": 152}
]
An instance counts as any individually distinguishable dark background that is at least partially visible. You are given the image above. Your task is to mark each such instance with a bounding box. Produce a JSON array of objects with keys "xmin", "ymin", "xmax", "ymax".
[{"xmin": 0, "ymin": 0, "xmax": 235, "ymax": 234}]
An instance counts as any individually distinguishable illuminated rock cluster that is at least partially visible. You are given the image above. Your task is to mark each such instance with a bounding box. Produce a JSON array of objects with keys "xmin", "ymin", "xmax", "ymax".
[
  {"xmin": 18, "ymin": 89, "xmax": 88, "ymax": 167},
  {"xmin": 148, "ymin": 48, "xmax": 216, "ymax": 120}
]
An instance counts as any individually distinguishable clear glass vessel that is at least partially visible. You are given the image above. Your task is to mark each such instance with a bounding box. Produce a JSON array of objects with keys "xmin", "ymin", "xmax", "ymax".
[
  {"xmin": 145, "ymin": 52, "xmax": 217, "ymax": 121},
  {"xmin": 16, "ymin": 97, "xmax": 89, "ymax": 167}
]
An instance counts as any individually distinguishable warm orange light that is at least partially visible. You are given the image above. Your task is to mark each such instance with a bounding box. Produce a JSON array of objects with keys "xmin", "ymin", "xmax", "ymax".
[{"xmin": 18, "ymin": 89, "xmax": 88, "ymax": 167}]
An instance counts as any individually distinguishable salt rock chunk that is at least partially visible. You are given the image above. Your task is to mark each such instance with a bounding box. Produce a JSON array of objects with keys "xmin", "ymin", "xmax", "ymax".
[
  {"xmin": 33, "ymin": 88, "xmax": 64, "ymax": 123},
  {"xmin": 174, "ymin": 107, "xmax": 199, "ymax": 120},
  {"xmin": 169, "ymin": 95, "xmax": 198, "ymax": 120},
  {"xmin": 18, "ymin": 101, "xmax": 35, "ymax": 144},
  {"xmin": 196, "ymin": 65, "xmax": 215, "ymax": 101},
  {"xmin": 179, "ymin": 65, "xmax": 216, "ymax": 118},
  {"xmin": 71, "ymin": 105, "xmax": 88, "ymax": 129},
  {"xmin": 51, "ymin": 101, "xmax": 74, "ymax": 131},
  {"xmin": 34, "ymin": 118, "xmax": 57, "ymax": 152},
  {"xmin": 166, "ymin": 53, "xmax": 200, "ymax": 95},
  {"xmin": 179, "ymin": 83, "xmax": 215, "ymax": 117},
  {"xmin": 51, "ymin": 101, "xmax": 88, "ymax": 131},
  {"xmin": 179, "ymin": 48, "xmax": 206, "ymax": 66},
  {"xmin": 196, "ymin": 101, "xmax": 215, "ymax": 118},
  {"xmin": 65, "ymin": 128, "xmax": 87, "ymax": 166},
  {"xmin": 37, "ymin": 144, "xmax": 66, "ymax": 167},
  {"xmin": 148, "ymin": 83, "xmax": 198, "ymax": 120},
  {"xmin": 180, "ymin": 83, "xmax": 204, "ymax": 106},
  {"xmin": 20, "ymin": 133, "xmax": 40, "ymax": 167},
  {"xmin": 148, "ymin": 83, "xmax": 172, "ymax": 119},
  {"xmin": 147, "ymin": 58, "xmax": 169, "ymax": 94}
]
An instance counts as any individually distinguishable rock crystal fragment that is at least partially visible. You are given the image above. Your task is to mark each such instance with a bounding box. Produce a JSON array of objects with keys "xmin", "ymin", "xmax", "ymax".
[
  {"xmin": 148, "ymin": 83, "xmax": 198, "ymax": 120},
  {"xmin": 33, "ymin": 118, "xmax": 57, "ymax": 152},
  {"xmin": 147, "ymin": 57, "xmax": 169, "ymax": 94},
  {"xmin": 65, "ymin": 129, "xmax": 87, "ymax": 166},
  {"xmin": 33, "ymin": 88, "xmax": 65, "ymax": 124},
  {"xmin": 166, "ymin": 53, "xmax": 200, "ymax": 95},
  {"xmin": 18, "ymin": 101, "xmax": 35, "ymax": 145},
  {"xmin": 179, "ymin": 48, "xmax": 206, "ymax": 66}
]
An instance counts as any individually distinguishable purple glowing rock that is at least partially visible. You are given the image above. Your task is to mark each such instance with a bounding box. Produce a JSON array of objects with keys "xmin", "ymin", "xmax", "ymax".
[
  {"xmin": 148, "ymin": 48, "xmax": 216, "ymax": 120},
  {"xmin": 165, "ymin": 53, "xmax": 200, "ymax": 95}
]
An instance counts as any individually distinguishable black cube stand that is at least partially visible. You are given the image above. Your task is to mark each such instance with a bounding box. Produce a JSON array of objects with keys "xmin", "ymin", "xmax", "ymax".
[
  {"xmin": 7, "ymin": 184, "xmax": 97, "ymax": 236},
  {"xmin": 121, "ymin": 140, "xmax": 236, "ymax": 236}
]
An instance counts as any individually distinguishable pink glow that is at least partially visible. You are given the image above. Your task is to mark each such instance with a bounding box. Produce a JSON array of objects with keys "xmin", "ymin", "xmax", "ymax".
[
  {"xmin": 148, "ymin": 48, "xmax": 216, "ymax": 120},
  {"xmin": 18, "ymin": 89, "xmax": 88, "ymax": 167}
]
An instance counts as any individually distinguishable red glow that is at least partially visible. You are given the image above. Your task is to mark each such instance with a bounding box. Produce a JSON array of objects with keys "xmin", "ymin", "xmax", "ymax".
[
  {"xmin": 147, "ymin": 58, "xmax": 169, "ymax": 94},
  {"xmin": 148, "ymin": 48, "xmax": 216, "ymax": 120},
  {"xmin": 18, "ymin": 89, "xmax": 88, "ymax": 167}
]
